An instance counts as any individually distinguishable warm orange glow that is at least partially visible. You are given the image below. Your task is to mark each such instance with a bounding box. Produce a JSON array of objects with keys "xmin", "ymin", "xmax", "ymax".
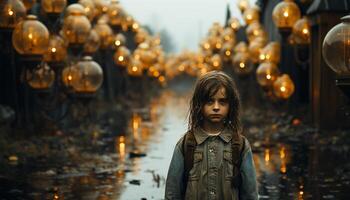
[
  {"xmin": 265, "ymin": 149, "xmax": 270, "ymax": 163},
  {"xmin": 280, "ymin": 86, "xmax": 286, "ymax": 92},
  {"xmin": 115, "ymin": 40, "xmax": 121, "ymax": 46},
  {"xmin": 28, "ymin": 33, "xmax": 33, "ymax": 39},
  {"xmin": 302, "ymin": 28, "xmax": 308, "ymax": 34},
  {"xmin": 239, "ymin": 62, "xmax": 245, "ymax": 68},
  {"xmin": 283, "ymin": 11, "xmax": 289, "ymax": 17},
  {"xmin": 51, "ymin": 47, "xmax": 56, "ymax": 53},
  {"xmin": 159, "ymin": 75, "xmax": 165, "ymax": 82},
  {"xmin": 247, "ymin": 15, "xmax": 252, "ymax": 20},
  {"xmin": 132, "ymin": 22, "xmax": 139, "ymax": 30},
  {"xmin": 118, "ymin": 56, "xmax": 124, "ymax": 61},
  {"xmin": 8, "ymin": 9, "xmax": 14, "ymax": 16},
  {"xmin": 68, "ymin": 75, "xmax": 72, "ymax": 81},
  {"xmin": 215, "ymin": 43, "xmax": 222, "ymax": 49},
  {"xmin": 132, "ymin": 66, "xmax": 138, "ymax": 72},
  {"xmin": 280, "ymin": 147, "xmax": 286, "ymax": 159},
  {"xmin": 118, "ymin": 136, "xmax": 126, "ymax": 159},
  {"xmin": 225, "ymin": 50, "xmax": 231, "ymax": 56},
  {"xmin": 204, "ymin": 43, "xmax": 210, "ymax": 49},
  {"xmin": 259, "ymin": 54, "xmax": 266, "ymax": 60},
  {"xmin": 266, "ymin": 74, "xmax": 271, "ymax": 79}
]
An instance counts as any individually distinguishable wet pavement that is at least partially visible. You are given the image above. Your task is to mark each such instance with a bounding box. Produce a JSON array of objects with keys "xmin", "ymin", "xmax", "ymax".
[{"xmin": 1, "ymin": 79, "xmax": 350, "ymax": 200}]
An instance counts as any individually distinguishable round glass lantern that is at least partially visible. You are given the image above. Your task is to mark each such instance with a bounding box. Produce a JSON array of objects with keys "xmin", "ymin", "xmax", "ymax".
[
  {"xmin": 272, "ymin": 0, "xmax": 301, "ymax": 31},
  {"xmin": 232, "ymin": 51, "xmax": 254, "ymax": 76},
  {"xmin": 71, "ymin": 56, "xmax": 103, "ymax": 94},
  {"xmin": 12, "ymin": 15, "xmax": 50, "ymax": 56},
  {"xmin": 222, "ymin": 27, "xmax": 235, "ymax": 44},
  {"xmin": 228, "ymin": 17, "xmax": 241, "ymax": 31},
  {"xmin": 62, "ymin": 4, "xmax": 91, "ymax": 46},
  {"xmin": 273, "ymin": 74, "xmax": 295, "ymax": 99},
  {"xmin": 108, "ymin": 0, "xmax": 124, "ymax": 28},
  {"xmin": 237, "ymin": 0, "xmax": 250, "ymax": 13},
  {"xmin": 114, "ymin": 46, "xmax": 131, "ymax": 67},
  {"xmin": 256, "ymin": 62, "xmax": 280, "ymax": 87},
  {"xmin": 112, "ymin": 33, "xmax": 126, "ymax": 49},
  {"xmin": 78, "ymin": 0, "xmax": 96, "ymax": 21},
  {"xmin": 246, "ymin": 22, "xmax": 266, "ymax": 42},
  {"xmin": 0, "ymin": 0, "xmax": 26, "ymax": 29},
  {"xmin": 41, "ymin": 0, "xmax": 67, "ymax": 15},
  {"xmin": 83, "ymin": 29, "xmax": 100, "ymax": 55},
  {"xmin": 234, "ymin": 41, "xmax": 248, "ymax": 53},
  {"xmin": 135, "ymin": 28, "xmax": 149, "ymax": 44},
  {"xmin": 259, "ymin": 42, "xmax": 281, "ymax": 64},
  {"xmin": 210, "ymin": 54, "xmax": 222, "ymax": 70},
  {"xmin": 243, "ymin": 6, "xmax": 260, "ymax": 25},
  {"xmin": 209, "ymin": 35, "xmax": 223, "ymax": 51},
  {"xmin": 322, "ymin": 15, "xmax": 350, "ymax": 74},
  {"xmin": 44, "ymin": 34, "xmax": 67, "ymax": 63},
  {"xmin": 127, "ymin": 58, "xmax": 143, "ymax": 77},
  {"xmin": 22, "ymin": 0, "xmax": 36, "ymax": 11},
  {"xmin": 220, "ymin": 42, "xmax": 234, "ymax": 62},
  {"xmin": 62, "ymin": 64, "xmax": 80, "ymax": 89},
  {"xmin": 249, "ymin": 37, "xmax": 267, "ymax": 64},
  {"xmin": 93, "ymin": 20, "xmax": 113, "ymax": 49},
  {"xmin": 292, "ymin": 16, "xmax": 311, "ymax": 44},
  {"xmin": 26, "ymin": 62, "xmax": 55, "ymax": 90}
]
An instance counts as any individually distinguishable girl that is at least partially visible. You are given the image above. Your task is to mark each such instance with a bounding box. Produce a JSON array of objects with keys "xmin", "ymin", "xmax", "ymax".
[{"xmin": 165, "ymin": 71, "xmax": 258, "ymax": 200}]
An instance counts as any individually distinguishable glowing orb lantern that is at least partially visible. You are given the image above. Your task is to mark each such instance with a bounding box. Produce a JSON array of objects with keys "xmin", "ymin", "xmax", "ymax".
[
  {"xmin": 256, "ymin": 62, "xmax": 280, "ymax": 87},
  {"xmin": 83, "ymin": 29, "xmax": 100, "ymax": 55},
  {"xmin": 273, "ymin": 74, "xmax": 295, "ymax": 99},
  {"xmin": 43, "ymin": 34, "xmax": 67, "ymax": 64},
  {"xmin": 292, "ymin": 17, "xmax": 311, "ymax": 45},
  {"xmin": 26, "ymin": 62, "xmax": 55, "ymax": 90},
  {"xmin": 243, "ymin": 6, "xmax": 260, "ymax": 25},
  {"xmin": 272, "ymin": 0, "xmax": 301, "ymax": 32},
  {"xmin": 232, "ymin": 52, "xmax": 254, "ymax": 76},
  {"xmin": 259, "ymin": 42, "xmax": 281, "ymax": 64}
]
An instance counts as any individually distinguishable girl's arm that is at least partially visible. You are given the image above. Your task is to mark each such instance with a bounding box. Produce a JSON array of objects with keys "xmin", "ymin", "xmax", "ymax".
[
  {"xmin": 165, "ymin": 143, "xmax": 185, "ymax": 200},
  {"xmin": 239, "ymin": 139, "xmax": 259, "ymax": 200}
]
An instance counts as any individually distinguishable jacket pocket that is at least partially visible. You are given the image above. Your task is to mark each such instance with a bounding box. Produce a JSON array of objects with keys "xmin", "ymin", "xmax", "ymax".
[
  {"xmin": 223, "ymin": 150, "xmax": 234, "ymax": 180},
  {"xmin": 188, "ymin": 151, "xmax": 203, "ymax": 180}
]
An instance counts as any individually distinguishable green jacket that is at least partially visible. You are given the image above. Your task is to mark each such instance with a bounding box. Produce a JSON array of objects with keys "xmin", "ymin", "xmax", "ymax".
[{"xmin": 165, "ymin": 128, "xmax": 258, "ymax": 200}]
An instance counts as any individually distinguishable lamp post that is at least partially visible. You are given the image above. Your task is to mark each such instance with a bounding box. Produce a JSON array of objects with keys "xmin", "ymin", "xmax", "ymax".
[{"xmin": 272, "ymin": 0, "xmax": 302, "ymax": 106}]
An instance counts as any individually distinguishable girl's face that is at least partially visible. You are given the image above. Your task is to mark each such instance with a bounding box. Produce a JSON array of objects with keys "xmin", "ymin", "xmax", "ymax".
[{"xmin": 202, "ymin": 87, "xmax": 229, "ymax": 124}]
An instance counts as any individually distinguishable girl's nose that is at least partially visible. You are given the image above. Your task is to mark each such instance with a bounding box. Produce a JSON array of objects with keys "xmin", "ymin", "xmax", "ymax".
[{"xmin": 213, "ymin": 101, "xmax": 220, "ymax": 110}]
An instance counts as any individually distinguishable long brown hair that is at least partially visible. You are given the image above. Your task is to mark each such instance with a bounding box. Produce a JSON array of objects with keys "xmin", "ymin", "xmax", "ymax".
[{"xmin": 188, "ymin": 71, "xmax": 242, "ymax": 133}]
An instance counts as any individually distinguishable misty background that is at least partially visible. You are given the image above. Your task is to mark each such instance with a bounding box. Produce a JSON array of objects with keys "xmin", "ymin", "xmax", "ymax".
[{"xmin": 119, "ymin": 0, "xmax": 257, "ymax": 53}]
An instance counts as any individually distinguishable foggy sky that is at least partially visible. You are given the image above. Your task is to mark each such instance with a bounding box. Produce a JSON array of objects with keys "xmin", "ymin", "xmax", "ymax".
[{"xmin": 119, "ymin": 0, "xmax": 256, "ymax": 53}]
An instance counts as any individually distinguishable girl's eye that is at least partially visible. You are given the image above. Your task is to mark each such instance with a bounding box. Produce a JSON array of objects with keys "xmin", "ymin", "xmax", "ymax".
[
  {"xmin": 219, "ymin": 99, "xmax": 228, "ymax": 104},
  {"xmin": 207, "ymin": 100, "xmax": 214, "ymax": 104}
]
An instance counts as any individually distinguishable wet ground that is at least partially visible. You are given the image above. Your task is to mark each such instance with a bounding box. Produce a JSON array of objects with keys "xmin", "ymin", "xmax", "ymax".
[{"xmin": 0, "ymin": 79, "xmax": 350, "ymax": 200}]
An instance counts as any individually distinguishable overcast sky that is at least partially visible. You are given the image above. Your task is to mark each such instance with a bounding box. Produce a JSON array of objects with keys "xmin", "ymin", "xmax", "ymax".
[{"xmin": 119, "ymin": 0, "xmax": 256, "ymax": 53}]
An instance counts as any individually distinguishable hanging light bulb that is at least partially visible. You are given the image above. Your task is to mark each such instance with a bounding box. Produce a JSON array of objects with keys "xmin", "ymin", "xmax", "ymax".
[
  {"xmin": 222, "ymin": 27, "xmax": 236, "ymax": 44},
  {"xmin": 220, "ymin": 42, "xmax": 234, "ymax": 62},
  {"xmin": 108, "ymin": 0, "xmax": 125, "ymax": 29}
]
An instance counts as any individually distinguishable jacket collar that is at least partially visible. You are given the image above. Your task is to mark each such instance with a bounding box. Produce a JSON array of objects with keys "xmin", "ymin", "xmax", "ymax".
[{"xmin": 193, "ymin": 126, "xmax": 233, "ymax": 145}]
